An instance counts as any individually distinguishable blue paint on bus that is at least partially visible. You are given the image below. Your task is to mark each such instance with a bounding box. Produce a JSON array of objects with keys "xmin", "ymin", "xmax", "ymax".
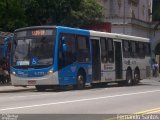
[{"xmin": 11, "ymin": 26, "xmax": 92, "ymax": 87}]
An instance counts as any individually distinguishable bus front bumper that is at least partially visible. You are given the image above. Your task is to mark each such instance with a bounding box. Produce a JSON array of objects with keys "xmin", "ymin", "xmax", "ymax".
[{"xmin": 11, "ymin": 72, "xmax": 59, "ymax": 86}]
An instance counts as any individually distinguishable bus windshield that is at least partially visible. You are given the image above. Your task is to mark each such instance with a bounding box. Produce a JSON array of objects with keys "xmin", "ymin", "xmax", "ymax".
[{"xmin": 12, "ymin": 36, "xmax": 55, "ymax": 68}]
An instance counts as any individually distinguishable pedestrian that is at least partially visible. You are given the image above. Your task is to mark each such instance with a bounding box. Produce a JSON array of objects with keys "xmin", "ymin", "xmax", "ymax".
[
  {"xmin": 0, "ymin": 59, "xmax": 5, "ymax": 84},
  {"xmin": 152, "ymin": 59, "xmax": 159, "ymax": 77},
  {"xmin": 154, "ymin": 61, "xmax": 159, "ymax": 77},
  {"xmin": 0, "ymin": 57, "xmax": 10, "ymax": 84}
]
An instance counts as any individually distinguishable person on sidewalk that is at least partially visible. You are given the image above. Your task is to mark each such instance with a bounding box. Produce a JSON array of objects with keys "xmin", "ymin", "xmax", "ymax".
[
  {"xmin": 0, "ymin": 57, "xmax": 10, "ymax": 84},
  {"xmin": 152, "ymin": 60, "xmax": 159, "ymax": 77}
]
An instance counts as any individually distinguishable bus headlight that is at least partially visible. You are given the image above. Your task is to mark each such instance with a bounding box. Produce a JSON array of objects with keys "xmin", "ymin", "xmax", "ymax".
[{"xmin": 48, "ymin": 69, "xmax": 53, "ymax": 74}]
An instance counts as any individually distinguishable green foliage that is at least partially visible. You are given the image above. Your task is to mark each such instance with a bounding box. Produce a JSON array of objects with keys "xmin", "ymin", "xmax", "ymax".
[
  {"xmin": 0, "ymin": 0, "xmax": 27, "ymax": 32},
  {"xmin": 153, "ymin": 0, "xmax": 160, "ymax": 21},
  {"xmin": 62, "ymin": 0, "xmax": 103, "ymax": 27},
  {"xmin": 0, "ymin": 0, "xmax": 103, "ymax": 32}
]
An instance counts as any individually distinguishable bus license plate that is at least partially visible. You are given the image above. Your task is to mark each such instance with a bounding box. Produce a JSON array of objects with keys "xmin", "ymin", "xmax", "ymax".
[{"xmin": 28, "ymin": 80, "xmax": 36, "ymax": 85}]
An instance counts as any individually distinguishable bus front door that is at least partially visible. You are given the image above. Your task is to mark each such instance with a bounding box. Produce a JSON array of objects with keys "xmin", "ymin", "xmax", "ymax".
[
  {"xmin": 91, "ymin": 39, "xmax": 101, "ymax": 82},
  {"xmin": 114, "ymin": 41, "xmax": 122, "ymax": 79}
]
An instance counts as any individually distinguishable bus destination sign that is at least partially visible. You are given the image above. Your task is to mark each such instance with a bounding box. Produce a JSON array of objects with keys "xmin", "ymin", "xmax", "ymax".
[
  {"xmin": 32, "ymin": 30, "xmax": 45, "ymax": 36},
  {"xmin": 16, "ymin": 28, "xmax": 56, "ymax": 37}
]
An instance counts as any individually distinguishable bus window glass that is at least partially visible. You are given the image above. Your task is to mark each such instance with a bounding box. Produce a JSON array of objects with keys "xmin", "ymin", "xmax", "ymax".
[
  {"xmin": 61, "ymin": 34, "xmax": 76, "ymax": 66},
  {"xmin": 108, "ymin": 38, "xmax": 114, "ymax": 63},
  {"xmin": 144, "ymin": 43, "xmax": 150, "ymax": 56},
  {"xmin": 131, "ymin": 41, "xmax": 136, "ymax": 58},
  {"xmin": 139, "ymin": 42, "xmax": 145, "ymax": 58},
  {"xmin": 100, "ymin": 38, "xmax": 108, "ymax": 63},
  {"xmin": 77, "ymin": 36, "xmax": 90, "ymax": 62},
  {"xmin": 13, "ymin": 36, "xmax": 55, "ymax": 67},
  {"xmin": 123, "ymin": 41, "xmax": 130, "ymax": 58}
]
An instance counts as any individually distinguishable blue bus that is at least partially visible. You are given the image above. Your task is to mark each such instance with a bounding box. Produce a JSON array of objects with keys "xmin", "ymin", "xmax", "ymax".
[
  {"xmin": 11, "ymin": 26, "xmax": 151, "ymax": 91},
  {"xmin": 0, "ymin": 33, "xmax": 13, "ymax": 68},
  {"xmin": 11, "ymin": 26, "xmax": 92, "ymax": 90},
  {"xmin": 0, "ymin": 44, "xmax": 4, "ymax": 60}
]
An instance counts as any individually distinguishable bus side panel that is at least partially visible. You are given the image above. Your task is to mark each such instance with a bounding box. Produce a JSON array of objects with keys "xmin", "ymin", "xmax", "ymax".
[
  {"xmin": 55, "ymin": 27, "xmax": 92, "ymax": 86},
  {"xmin": 58, "ymin": 64, "xmax": 92, "ymax": 85}
]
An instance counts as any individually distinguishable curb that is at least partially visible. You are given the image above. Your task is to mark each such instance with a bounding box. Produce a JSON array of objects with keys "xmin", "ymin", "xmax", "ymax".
[{"xmin": 0, "ymin": 86, "xmax": 35, "ymax": 93}]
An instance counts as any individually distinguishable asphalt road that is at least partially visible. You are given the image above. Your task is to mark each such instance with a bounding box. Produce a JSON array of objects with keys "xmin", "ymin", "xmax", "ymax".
[{"xmin": 0, "ymin": 78, "xmax": 160, "ymax": 120}]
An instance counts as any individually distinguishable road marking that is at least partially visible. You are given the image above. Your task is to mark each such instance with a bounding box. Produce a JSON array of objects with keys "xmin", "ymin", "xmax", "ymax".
[
  {"xmin": 106, "ymin": 107, "xmax": 160, "ymax": 120},
  {"xmin": 135, "ymin": 107, "xmax": 160, "ymax": 114},
  {"xmin": 146, "ymin": 109, "xmax": 160, "ymax": 114},
  {"xmin": 0, "ymin": 93, "xmax": 58, "ymax": 100},
  {"xmin": 0, "ymin": 89, "xmax": 160, "ymax": 111}
]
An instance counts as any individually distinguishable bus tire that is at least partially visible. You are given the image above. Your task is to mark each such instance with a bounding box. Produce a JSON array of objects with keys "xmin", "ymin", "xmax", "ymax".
[
  {"xmin": 76, "ymin": 71, "xmax": 85, "ymax": 90},
  {"xmin": 134, "ymin": 70, "xmax": 140, "ymax": 85},
  {"xmin": 35, "ymin": 85, "xmax": 46, "ymax": 91},
  {"xmin": 126, "ymin": 70, "xmax": 133, "ymax": 86}
]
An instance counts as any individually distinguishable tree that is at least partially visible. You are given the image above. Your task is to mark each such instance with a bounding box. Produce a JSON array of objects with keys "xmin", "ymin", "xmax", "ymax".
[
  {"xmin": 153, "ymin": 0, "xmax": 160, "ymax": 22},
  {"xmin": 0, "ymin": 0, "xmax": 103, "ymax": 31},
  {"xmin": 152, "ymin": 0, "xmax": 160, "ymax": 35},
  {"xmin": 24, "ymin": 0, "xmax": 103, "ymax": 27},
  {"xmin": 61, "ymin": 0, "xmax": 103, "ymax": 27},
  {"xmin": 0, "ymin": 0, "xmax": 27, "ymax": 32}
]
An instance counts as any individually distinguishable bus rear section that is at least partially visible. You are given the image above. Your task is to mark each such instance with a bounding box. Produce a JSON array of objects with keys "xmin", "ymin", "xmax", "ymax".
[
  {"xmin": 90, "ymin": 30, "xmax": 151, "ymax": 86},
  {"xmin": 10, "ymin": 26, "xmax": 92, "ymax": 90}
]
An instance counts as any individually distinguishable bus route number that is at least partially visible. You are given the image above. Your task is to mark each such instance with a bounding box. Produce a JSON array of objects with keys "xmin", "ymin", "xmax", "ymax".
[{"xmin": 32, "ymin": 30, "xmax": 45, "ymax": 36}]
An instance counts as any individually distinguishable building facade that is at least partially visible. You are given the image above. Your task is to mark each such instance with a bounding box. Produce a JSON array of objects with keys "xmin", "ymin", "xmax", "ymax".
[{"xmin": 98, "ymin": 0, "xmax": 160, "ymax": 59}]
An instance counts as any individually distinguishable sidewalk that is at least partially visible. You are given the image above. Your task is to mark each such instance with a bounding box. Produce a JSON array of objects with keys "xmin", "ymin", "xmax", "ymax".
[
  {"xmin": 0, "ymin": 84, "xmax": 35, "ymax": 92},
  {"xmin": 151, "ymin": 76, "xmax": 160, "ymax": 82}
]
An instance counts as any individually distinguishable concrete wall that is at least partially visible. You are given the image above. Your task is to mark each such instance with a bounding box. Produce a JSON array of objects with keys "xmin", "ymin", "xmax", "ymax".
[
  {"xmin": 98, "ymin": 0, "xmax": 160, "ymax": 59},
  {"xmin": 99, "ymin": 0, "xmax": 152, "ymax": 22}
]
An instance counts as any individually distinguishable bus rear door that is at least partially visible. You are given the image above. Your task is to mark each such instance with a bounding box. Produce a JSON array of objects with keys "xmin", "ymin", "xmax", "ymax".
[
  {"xmin": 114, "ymin": 41, "xmax": 123, "ymax": 79},
  {"xmin": 91, "ymin": 39, "xmax": 101, "ymax": 82}
]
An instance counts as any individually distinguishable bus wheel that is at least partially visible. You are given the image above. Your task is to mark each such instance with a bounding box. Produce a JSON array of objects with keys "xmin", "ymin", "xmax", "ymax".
[
  {"xmin": 134, "ymin": 71, "xmax": 140, "ymax": 85},
  {"xmin": 126, "ymin": 70, "xmax": 133, "ymax": 86},
  {"xmin": 35, "ymin": 85, "xmax": 46, "ymax": 91},
  {"xmin": 76, "ymin": 72, "xmax": 85, "ymax": 90}
]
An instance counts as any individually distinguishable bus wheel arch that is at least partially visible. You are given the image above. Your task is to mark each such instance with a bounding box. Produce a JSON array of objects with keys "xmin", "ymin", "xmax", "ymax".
[
  {"xmin": 126, "ymin": 67, "xmax": 133, "ymax": 86},
  {"xmin": 134, "ymin": 67, "xmax": 140, "ymax": 84},
  {"xmin": 75, "ymin": 68, "xmax": 86, "ymax": 89}
]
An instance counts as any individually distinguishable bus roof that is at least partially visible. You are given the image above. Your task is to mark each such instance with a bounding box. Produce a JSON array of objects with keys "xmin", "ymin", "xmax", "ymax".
[
  {"xmin": 15, "ymin": 26, "xmax": 90, "ymax": 36},
  {"xmin": 15, "ymin": 26, "xmax": 88, "ymax": 32},
  {"xmin": 15, "ymin": 26, "xmax": 57, "ymax": 32},
  {"xmin": 90, "ymin": 30, "xmax": 149, "ymax": 42},
  {"xmin": 15, "ymin": 26, "xmax": 149, "ymax": 42}
]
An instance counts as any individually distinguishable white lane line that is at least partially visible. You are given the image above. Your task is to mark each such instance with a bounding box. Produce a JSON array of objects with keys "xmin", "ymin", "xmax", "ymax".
[
  {"xmin": 0, "ymin": 93, "xmax": 57, "ymax": 100},
  {"xmin": 0, "ymin": 89, "xmax": 160, "ymax": 111}
]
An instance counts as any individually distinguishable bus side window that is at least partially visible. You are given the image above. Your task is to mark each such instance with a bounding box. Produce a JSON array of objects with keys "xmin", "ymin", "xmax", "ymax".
[
  {"xmin": 139, "ymin": 42, "xmax": 145, "ymax": 58},
  {"xmin": 100, "ymin": 37, "xmax": 108, "ymax": 63},
  {"xmin": 77, "ymin": 35, "xmax": 90, "ymax": 62},
  {"xmin": 123, "ymin": 40, "xmax": 130, "ymax": 58},
  {"xmin": 135, "ymin": 42, "xmax": 139, "ymax": 58},
  {"xmin": 108, "ymin": 38, "xmax": 114, "ymax": 63},
  {"xmin": 144, "ymin": 43, "xmax": 150, "ymax": 56},
  {"xmin": 131, "ymin": 41, "xmax": 136, "ymax": 58},
  {"xmin": 58, "ymin": 33, "xmax": 76, "ymax": 69}
]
